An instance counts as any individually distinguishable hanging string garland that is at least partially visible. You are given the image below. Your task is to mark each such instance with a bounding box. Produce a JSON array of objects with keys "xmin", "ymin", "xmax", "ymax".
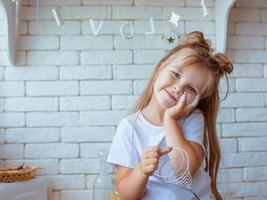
[
  {"xmin": 120, "ymin": 22, "xmax": 135, "ymax": 39},
  {"xmin": 169, "ymin": 12, "xmax": 181, "ymax": 27},
  {"xmin": 162, "ymin": 31, "xmax": 178, "ymax": 51},
  {"xmin": 201, "ymin": 0, "xmax": 209, "ymax": 18},
  {"xmin": 145, "ymin": 17, "xmax": 155, "ymax": 35},
  {"xmin": 161, "ymin": 12, "xmax": 181, "ymax": 50},
  {"xmin": 167, "ymin": 36, "xmax": 175, "ymax": 44},
  {"xmin": 163, "ymin": 0, "xmax": 209, "ymax": 47},
  {"xmin": 10, "ymin": 0, "xmax": 209, "ymax": 52},
  {"xmin": 12, "ymin": 0, "xmax": 19, "ymax": 5},
  {"xmin": 51, "ymin": 8, "xmax": 63, "ymax": 26},
  {"xmin": 89, "ymin": 19, "xmax": 104, "ymax": 36},
  {"xmin": 13, "ymin": 0, "xmax": 208, "ymax": 37}
]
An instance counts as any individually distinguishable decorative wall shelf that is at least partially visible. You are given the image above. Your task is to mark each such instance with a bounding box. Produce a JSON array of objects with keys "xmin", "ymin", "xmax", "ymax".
[
  {"xmin": 0, "ymin": 0, "xmax": 236, "ymax": 64},
  {"xmin": 0, "ymin": 0, "xmax": 16, "ymax": 65},
  {"xmin": 215, "ymin": 0, "xmax": 236, "ymax": 53}
]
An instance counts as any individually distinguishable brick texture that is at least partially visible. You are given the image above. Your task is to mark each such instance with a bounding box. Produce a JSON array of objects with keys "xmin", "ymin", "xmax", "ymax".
[{"xmin": 0, "ymin": 1, "xmax": 266, "ymax": 199}]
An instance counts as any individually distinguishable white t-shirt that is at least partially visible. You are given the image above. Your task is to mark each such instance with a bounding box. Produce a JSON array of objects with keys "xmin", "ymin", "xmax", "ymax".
[{"xmin": 107, "ymin": 109, "xmax": 212, "ymax": 200}]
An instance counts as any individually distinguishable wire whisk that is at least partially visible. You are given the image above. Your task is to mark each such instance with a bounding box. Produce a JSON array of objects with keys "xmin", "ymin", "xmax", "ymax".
[{"xmin": 154, "ymin": 146, "xmax": 200, "ymax": 200}]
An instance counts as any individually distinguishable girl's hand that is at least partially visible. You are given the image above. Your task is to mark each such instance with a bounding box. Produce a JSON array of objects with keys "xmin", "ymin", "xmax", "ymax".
[
  {"xmin": 140, "ymin": 146, "xmax": 172, "ymax": 176},
  {"xmin": 165, "ymin": 91, "xmax": 200, "ymax": 120}
]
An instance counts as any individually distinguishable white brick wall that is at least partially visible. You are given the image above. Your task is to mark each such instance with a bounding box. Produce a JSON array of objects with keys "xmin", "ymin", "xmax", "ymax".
[
  {"xmin": 29, "ymin": 21, "xmax": 81, "ymax": 35},
  {"xmin": 25, "ymin": 144, "xmax": 79, "ymax": 158},
  {"xmin": 62, "ymin": 126, "xmax": 115, "ymax": 142},
  {"xmin": 28, "ymin": 51, "xmax": 80, "ymax": 65},
  {"xmin": 60, "ymin": 159, "xmax": 99, "ymax": 174},
  {"xmin": 0, "ymin": 0, "xmax": 266, "ymax": 199},
  {"xmin": 18, "ymin": 36, "xmax": 60, "ymax": 50},
  {"xmin": 5, "ymin": 67, "xmax": 59, "ymax": 80},
  {"xmin": 81, "ymin": 51, "xmax": 132, "ymax": 65},
  {"xmin": 26, "ymin": 81, "xmax": 79, "ymax": 96}
]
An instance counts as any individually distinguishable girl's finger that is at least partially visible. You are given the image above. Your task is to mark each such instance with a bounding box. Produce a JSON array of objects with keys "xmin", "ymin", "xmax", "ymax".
[
  {"xmin": 146, "ymin": 164, "xmax": 157, "ymax": 172},
  {"xmin": 185, "ymin": 95, "xmax": 200, "ymax": 112},
  {"xmin": 176, "ymin": 92, "xmax": 187, "ymax": 109},
  {"xmin": 146, "ymin": 146, "xmax": 158, "ymax": 152},
  {"xmin": 179, "ymin": 92, "xmax": 187, "ymax": 103},
  {"xmin": 190, "ymin": 94, "xmax": 200, "ymax": 108},
  {"xmin": 146, "ymin": 158, "xmax": 158, "ymax": 165},
  {"xmin": 158, "ymin": 146, "xmax": 172, "ymax": 156},
  {"xmin": 145, "ymin": 151, "xmax": 159, "ymax": 159}
]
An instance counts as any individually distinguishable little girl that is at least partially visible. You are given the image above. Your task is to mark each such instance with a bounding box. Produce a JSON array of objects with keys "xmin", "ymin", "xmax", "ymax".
[{"xmin": 107, "ymin": 31, "xmax": 233, "ymax": 200}]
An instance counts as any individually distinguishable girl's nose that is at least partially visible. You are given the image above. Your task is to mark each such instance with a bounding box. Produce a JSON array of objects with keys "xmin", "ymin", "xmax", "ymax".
[{"xmin": 172, "ymin": 83, "xmax": 184, "ymax": 95}]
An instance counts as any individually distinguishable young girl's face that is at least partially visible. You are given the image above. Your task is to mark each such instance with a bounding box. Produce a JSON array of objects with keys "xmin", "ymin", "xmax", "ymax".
[{"xmin": 153, "ymin": 48, "xmax": 211, "ymax": 110}]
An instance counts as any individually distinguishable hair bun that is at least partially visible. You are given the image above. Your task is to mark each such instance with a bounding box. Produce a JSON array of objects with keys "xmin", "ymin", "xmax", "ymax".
[
  {"xmin": 213, "ymin": 53, "xmax": 233, "ymax": 75},
  {"xmin": 179, "ymin": 31, "xmax": 213, "ymax": 52}
]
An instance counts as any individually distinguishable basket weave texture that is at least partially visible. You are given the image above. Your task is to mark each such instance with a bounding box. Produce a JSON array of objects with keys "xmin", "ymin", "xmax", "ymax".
[{"xmin": 0, "ymin": 165, "xmax": 38, "ymax": 183}]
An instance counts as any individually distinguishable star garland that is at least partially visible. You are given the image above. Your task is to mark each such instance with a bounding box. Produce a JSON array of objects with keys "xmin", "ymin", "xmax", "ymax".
[
  {"xmin": 169, "ymin": 12, "xmax": 181, "ymax": 27},
  {"xmin": 12, "ymin": 1, "xmax": 208, "ymax": 38}
]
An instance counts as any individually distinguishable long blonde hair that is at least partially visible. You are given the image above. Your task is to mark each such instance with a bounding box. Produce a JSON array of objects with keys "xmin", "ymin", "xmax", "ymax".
[{"xmin": 130, "ymin": 31, "xmax": 233, "ymax": 200}]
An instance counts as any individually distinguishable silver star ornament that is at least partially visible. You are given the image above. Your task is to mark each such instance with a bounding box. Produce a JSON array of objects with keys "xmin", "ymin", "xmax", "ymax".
[{"xmin": 169, "ymin": 12, "xmax": 180, "ymax": 26}]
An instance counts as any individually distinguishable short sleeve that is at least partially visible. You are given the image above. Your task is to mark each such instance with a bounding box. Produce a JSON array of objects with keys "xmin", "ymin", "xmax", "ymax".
[
  {"xmin": 181, "ymin": 110, "xmax": 206, "ymax": 158},
  {"xmin": 107, "ymin": 119, "xmax": 139, "ymax": 169}
]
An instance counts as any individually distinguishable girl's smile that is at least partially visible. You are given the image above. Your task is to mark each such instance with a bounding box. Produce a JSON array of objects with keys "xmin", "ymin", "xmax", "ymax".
[{"xmin": 164, "ymin": 89, "xmax": 178, "ymax": 103}]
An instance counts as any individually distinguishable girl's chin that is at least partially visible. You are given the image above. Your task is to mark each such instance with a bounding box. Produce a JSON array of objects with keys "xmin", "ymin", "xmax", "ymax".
[
  {"xmin": 163, "ymin": 94, "xmax": 177, "ymax": 107},
  {"xmin": 160, "ymin": 98, "xmax": 176, "ymax": 110},
  {"xmin": 154, "ymin": 92, "xmax": 177, "ymax": 110}
]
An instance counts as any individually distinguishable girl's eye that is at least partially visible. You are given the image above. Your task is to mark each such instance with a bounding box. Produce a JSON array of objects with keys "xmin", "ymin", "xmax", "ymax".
[
  {"xmin": 188, "ymin": 86, "xmax": 197, "ymax": 94},
  {"xmin": 171, "ymin": 71, "xmax": 180, "ymax": 79}
]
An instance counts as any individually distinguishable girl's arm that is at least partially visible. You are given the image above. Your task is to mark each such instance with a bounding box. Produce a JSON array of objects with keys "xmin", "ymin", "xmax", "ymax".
[
  {"xmin": 115, "ymin": 164, "xmax": 149, "ymax": 200},
  {"xmin": 164, "ymin": 92, "xmax": 202, "ymax": 176},
  {"xmin": 115, "ymin": 147, "xmax": 172, "ymax": 200},
  {"xmin": 164, "ymin": 115, "xmax": 202, "ymax": 176}
]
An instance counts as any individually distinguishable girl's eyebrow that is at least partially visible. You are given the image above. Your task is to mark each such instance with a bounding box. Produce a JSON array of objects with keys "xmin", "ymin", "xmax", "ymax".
[{"xmin": 173, "ymin": 65, "xmax": 183, "ymax": 73}]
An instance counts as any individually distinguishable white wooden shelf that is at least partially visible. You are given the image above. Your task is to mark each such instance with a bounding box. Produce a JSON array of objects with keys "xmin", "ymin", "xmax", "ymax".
[
  {"xmin": 215, "ymin": 0, "xmax": 237, "ymax": 53},
  {"xmin": 0, "ymin": 0, "xmax": 16, "ymax": 65}
]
